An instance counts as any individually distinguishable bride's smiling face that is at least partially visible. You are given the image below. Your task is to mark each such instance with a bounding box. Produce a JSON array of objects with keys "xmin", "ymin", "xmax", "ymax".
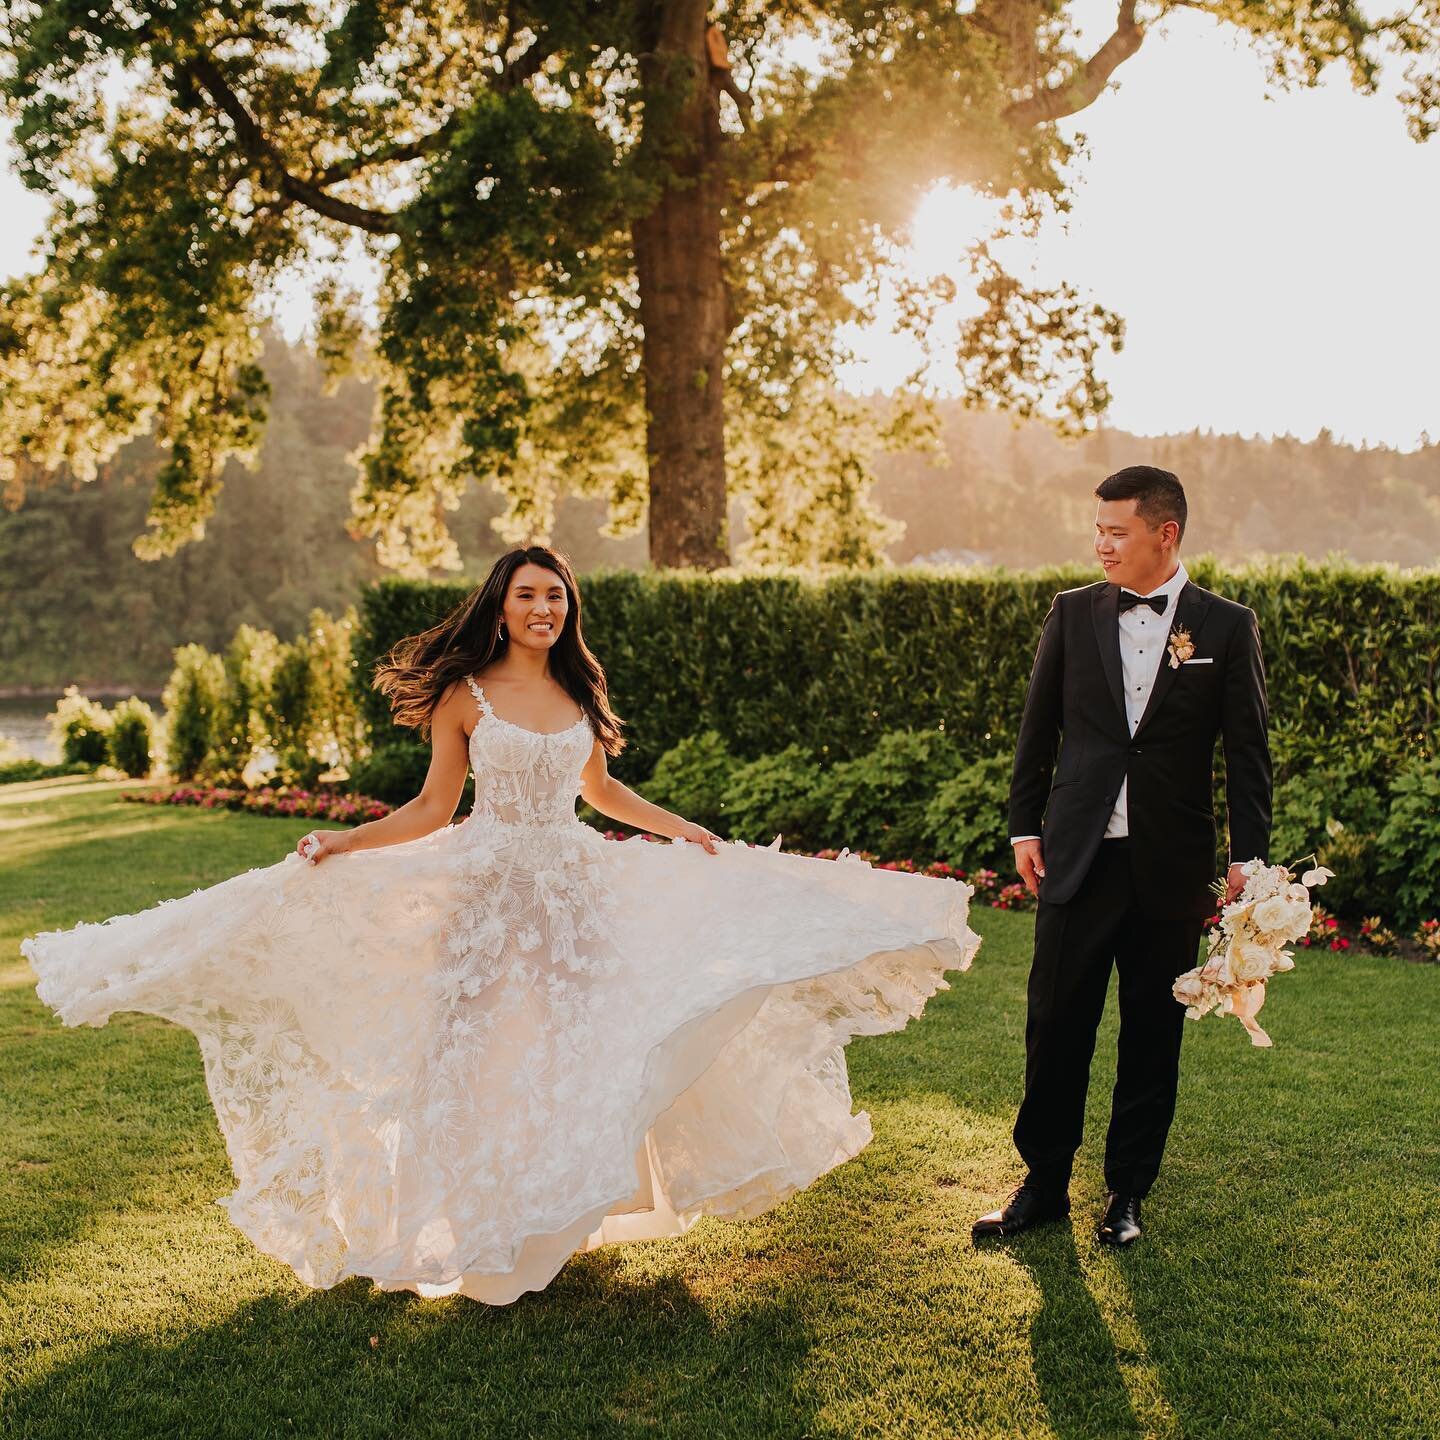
[{"xmin": 503, "ymin": 564, "xmax": 569, "ymax": 650}]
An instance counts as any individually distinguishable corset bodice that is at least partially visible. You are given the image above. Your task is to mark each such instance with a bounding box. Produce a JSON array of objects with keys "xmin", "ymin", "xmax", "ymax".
[{"xmin": 463, "ymin": 677, "xmax": 593, "ymax": 830}]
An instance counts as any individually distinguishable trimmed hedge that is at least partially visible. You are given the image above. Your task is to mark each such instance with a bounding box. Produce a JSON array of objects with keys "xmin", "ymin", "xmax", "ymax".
[
  {"xmin": 351, "ymin": 560, "xmax": 1438, "ymax": 921},
  {"xmin": 354, "ymin": 560, "xmax": 1440, "ymax": 786}
]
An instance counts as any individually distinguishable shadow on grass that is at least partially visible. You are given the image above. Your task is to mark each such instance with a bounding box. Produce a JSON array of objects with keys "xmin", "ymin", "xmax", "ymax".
[
  {"xmin": 1006, "ymin": 1228, "xmax": 1146, "ymax": 1440},
  {"xmin": 2, "ymin": 1250, "xmax": 819, "ymax": 1440}
]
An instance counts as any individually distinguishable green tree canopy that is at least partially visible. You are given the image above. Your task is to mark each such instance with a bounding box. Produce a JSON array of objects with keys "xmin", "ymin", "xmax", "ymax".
[{"xmin": 2, "ymin": 0, "xmax": 1436, "ymax": 571}]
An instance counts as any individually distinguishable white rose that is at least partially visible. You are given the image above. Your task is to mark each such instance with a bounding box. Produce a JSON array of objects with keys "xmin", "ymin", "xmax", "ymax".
[
  {"xmin": 1251, "ymin": 896, "xmax": 1293, "ymax": 933},
  {"xmin": 1173, "ymin": 973, "xmax": 1209, "ymax": 1006},
  {"xmin": 1281, "ymin": 899, "xmax": 1313, "ymax": 940},
  {"xmin": 1251, "ymin": 896, "xmax": 1310, "ymax": 941},
  {"xmin": 1231, "ymin": 939, "xmax": 1276, "ymax": 982}
]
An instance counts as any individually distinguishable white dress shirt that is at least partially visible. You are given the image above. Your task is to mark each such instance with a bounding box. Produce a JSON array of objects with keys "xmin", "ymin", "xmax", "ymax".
[
  {"xmin": 1010, "ymin": 562, "xmax": 1189, "ymax": 846},
  {"xmin": 1104, "ymin": 562, "xmax": 1189, "ymax": 838}
]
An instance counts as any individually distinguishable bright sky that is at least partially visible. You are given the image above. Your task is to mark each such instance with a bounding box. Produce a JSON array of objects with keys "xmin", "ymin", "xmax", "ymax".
[{"xmin": 3, "ymin": 1, "xmax": 1436, "ymax": 448}]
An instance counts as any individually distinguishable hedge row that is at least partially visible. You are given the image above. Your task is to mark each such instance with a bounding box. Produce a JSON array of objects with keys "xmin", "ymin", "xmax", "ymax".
[
  {"xmin": 353, "ymin": 560, "xmax": 1440, "ymax": 785},
  {"xmin": 349, "ymin": 561, "xmax": 1440, "ymax": 921}
]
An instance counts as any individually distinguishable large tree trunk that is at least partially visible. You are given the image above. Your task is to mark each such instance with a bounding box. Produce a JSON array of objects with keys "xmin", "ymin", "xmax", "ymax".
[{"xmin": 633, "ymin": 1, "xmax": 730, "ymax": 571}]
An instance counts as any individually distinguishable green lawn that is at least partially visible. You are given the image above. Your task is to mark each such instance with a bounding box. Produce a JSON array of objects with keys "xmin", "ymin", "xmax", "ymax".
[{"xmin": 2, "ymin": 778, "xmax": 1437, "ymax": 1439}]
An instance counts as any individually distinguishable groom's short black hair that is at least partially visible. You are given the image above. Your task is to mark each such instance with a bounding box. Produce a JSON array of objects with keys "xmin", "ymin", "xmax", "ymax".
[{"xmin": 1095, "ymin": 466, "xmax": 1187, "ymax": 541}]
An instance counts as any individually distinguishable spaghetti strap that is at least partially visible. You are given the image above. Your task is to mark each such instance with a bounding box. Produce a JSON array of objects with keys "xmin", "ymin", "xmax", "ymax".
[{"xmin": 464, "ymin": 675, "xmax": 493, "ymax": 716}]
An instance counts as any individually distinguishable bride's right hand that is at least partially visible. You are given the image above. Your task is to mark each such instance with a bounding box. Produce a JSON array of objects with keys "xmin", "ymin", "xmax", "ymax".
[{"xmin": 297, "ymin": 830, "xmax": 349, "ymax": 865}]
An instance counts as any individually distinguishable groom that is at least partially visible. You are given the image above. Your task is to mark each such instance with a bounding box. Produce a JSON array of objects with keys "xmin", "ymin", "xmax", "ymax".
[{"xmin": 974, "ymin": 467, "xmax": 1271, "ymax": 1247}]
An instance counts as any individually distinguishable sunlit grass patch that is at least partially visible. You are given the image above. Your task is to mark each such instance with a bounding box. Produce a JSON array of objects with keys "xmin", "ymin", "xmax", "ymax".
[{"xmin": 2, "ymin": 784, "xmax": 1436, "ymax": 1438}]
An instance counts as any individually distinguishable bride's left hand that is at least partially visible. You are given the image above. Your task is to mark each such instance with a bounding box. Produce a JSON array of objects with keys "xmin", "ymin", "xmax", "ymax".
[
  {"xmin": 296, "ymin": 830, "xmax": 349, "ymax": 866},
  {"xmin": 673, "ymin": 821, "xmax": 722, "ymax": 855}
]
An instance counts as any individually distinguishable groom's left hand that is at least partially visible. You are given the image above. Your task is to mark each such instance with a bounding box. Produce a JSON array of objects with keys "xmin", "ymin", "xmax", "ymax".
[{"xmin": 1224, "ymin": 863, "xmax": 1247, "ymax": 904}]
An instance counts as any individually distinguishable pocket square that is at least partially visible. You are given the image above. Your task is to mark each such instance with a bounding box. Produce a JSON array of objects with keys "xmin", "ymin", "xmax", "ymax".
[{"xmin": 1182, "ymin": 657, "xmax": 1214, "ymax": 665}]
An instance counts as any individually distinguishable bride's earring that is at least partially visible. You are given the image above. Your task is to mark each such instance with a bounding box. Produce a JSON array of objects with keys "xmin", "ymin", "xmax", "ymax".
[{"xmin": 498, "ymin": 622, "xmax": 507, "ymax": 642}]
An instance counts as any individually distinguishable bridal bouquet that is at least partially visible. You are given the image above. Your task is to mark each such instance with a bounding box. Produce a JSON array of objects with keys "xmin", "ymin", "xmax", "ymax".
[{"xmin": 1172, "ymin": 859, "xmax": 1334, "ymax": 1048}]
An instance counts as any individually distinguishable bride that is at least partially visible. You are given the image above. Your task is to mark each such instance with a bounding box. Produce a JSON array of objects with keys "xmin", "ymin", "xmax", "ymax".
[{"xmin": 24, "ymin": 546, "xmax": 979, "ymax": 1304}]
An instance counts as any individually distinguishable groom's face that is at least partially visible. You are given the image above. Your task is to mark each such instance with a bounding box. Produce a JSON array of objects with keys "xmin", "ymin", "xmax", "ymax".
[{"xmin": 1094, "ymin": 499, "xmax": 1173, "ymax": 591}]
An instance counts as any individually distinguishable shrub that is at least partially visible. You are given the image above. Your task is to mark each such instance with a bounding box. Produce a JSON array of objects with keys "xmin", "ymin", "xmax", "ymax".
[
  {"xmin": 162, "ymin": 644, "xmax": 226, "ymax": 781},
  {"xmin": 47, "ymin": 687, "xmax": 112, "ymax": 766},
  {"xmin": 267, "ymin": 638, "xmax": 319, "ymax": 785},
  {"xmin": 213, "ymin": 624, "xmax": 282, "ymax": 781},
  {"xmin": 819, "ymin": 729, "xmax": 965, "ymax": 860},
  {"xmin": 725, "ymin": 745, "xmax": 829, "ymax": 849},
  {"xmin": 266, "ymin": 607, "xmax": 366, "ymax": 787},
  {"xmin": 1376, "ymin": 755, "xmax": 1440, "ymax": 926},
  {"xmin": 1267, "ymin": 758, "xmax": 1389, "ymax": 919},
  {"xmin": 348, "ymin": 741, "xmax": 433, "ymax": 808},
  {"xmin": 299, "ymin": 608, "xmax": 365, "ymax": 777},
  {"xmin": 924, "ymin": 753, "xmax": 1014, "ymax": 871},
  {"xmin": 1269, "ymin": 758, "xmax": 1387, "ymax": 865},
  {"xmin": 641, "ymin": 732, "xmax": 740, "ymax": 834},
  {"xmin": 107, "ymin": 696, "xmax": 157, "ymax": 778}
]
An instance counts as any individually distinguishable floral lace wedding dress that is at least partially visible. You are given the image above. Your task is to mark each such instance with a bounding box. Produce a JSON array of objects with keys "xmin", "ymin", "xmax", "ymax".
[{"xmin": 25, "ymin": 679, "xmax": 979, "ymax": 1304}]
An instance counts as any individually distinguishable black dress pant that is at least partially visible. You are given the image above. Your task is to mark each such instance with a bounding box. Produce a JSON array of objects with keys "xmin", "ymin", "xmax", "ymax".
[{"xmin": 1013, "ymin": 839, "xmax": 1205, "ymax": 1198}]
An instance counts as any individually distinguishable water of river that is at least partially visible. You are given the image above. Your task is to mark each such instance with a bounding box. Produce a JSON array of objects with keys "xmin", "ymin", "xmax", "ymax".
[{"xmin": 0, "ymin": 697, "xmax": 63, "ymax": 762}]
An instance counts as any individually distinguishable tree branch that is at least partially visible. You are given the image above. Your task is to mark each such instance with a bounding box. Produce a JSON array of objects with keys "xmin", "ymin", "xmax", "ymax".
[
  {"xmin": 1003, "ymin": 0, "xmax": 1145, "ymax": 130},
  {"xmin": 180, "ymin": 52, "xmax": 403, "ymax": 234},
  {"xmin": 308, "ymin": 124, "xmax": 458, "ymax": 189},
  {"xmin": 305, "ymin": 33, "xmax": 552, "ymax": 190}
]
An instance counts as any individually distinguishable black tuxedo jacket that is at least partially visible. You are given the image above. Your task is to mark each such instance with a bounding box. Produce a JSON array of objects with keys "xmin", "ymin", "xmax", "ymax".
[{"xmin": 1008, "ymin": 579, "xmax": 1272, "ymax": 919}]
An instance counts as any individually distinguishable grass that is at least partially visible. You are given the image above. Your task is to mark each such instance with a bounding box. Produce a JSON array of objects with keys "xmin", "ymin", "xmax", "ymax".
[{"xmin": 2, "ymin": 777, "xmax": 1437, "ymax": 1439}]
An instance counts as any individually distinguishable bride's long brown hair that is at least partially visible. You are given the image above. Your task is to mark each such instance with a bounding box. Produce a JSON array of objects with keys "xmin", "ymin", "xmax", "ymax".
[{"xmin": 372, "ymin": 546, "xmax": 625, "ymax": 756}]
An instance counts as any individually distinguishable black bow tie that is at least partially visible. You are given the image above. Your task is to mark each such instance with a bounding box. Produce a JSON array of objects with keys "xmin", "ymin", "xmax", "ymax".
[{"xmin": 1118, "ymin": 590, "xmax": 1168, "ymax": 616}]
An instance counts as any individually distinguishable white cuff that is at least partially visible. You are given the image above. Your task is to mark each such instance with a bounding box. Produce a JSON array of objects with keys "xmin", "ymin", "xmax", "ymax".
[{"xmin": 1009, "ymin": 835, "xmax": 1041, "ymax": 844}]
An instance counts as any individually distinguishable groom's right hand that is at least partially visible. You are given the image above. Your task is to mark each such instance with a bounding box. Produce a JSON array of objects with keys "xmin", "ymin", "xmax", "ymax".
[{"xmin": 1014, "ymin": 839, "xmax": 1046, "ymax": 898}]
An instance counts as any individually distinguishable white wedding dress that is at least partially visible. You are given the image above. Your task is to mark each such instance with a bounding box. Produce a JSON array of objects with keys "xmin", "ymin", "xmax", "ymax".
[{"xmin": 24, "ymin": 678, "xmax": 979, "ymax": 1304}]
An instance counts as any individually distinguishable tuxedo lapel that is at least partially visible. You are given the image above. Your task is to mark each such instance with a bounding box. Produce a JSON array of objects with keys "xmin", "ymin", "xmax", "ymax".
[
  {"xmin": 1134, "ymin": 582, "xmax": 1213, "ymax": 737},
  {"xmin": 1091, "ymin": 584, "xmax": 1126, "ymax": 728}
]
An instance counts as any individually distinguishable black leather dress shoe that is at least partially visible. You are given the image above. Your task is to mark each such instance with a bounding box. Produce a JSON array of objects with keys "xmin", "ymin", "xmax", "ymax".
[
  {"xmin": 971, "ymin": 1185, "xmax": 1070, "ymax": 1240},
  {"xmin": 1096, "ymin": 1192, "xmax": 1142, "ymax": 1247}
]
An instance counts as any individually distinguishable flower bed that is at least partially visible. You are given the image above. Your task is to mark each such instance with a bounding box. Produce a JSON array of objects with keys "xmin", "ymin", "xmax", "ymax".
[
  {"xmin": 124, "ymin": 784, "xmax": 392, "ymax": 825},
  {"xmin": 597, "ymin": 831, "xmax": 1035, "ymax": 911},
  {"xmin": 120, "ymin": 793, "xmax": 1439, "ymax": 959}
]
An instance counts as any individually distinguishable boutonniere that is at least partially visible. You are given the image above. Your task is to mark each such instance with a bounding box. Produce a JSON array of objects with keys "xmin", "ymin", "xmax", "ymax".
[{"xmin": 1167, "ymin": 625, "xmax": 1195, "ymax": 669}]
